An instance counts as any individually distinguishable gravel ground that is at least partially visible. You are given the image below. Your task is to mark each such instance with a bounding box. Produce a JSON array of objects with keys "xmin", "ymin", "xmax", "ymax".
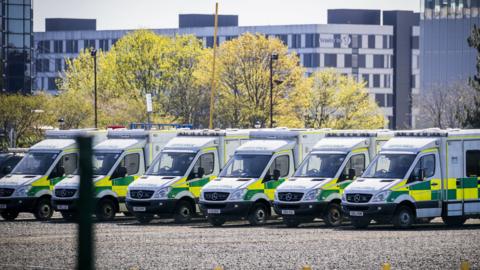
[{"xmin": 0, "ymin": 213, "xmax": 479, "ymax": 270}]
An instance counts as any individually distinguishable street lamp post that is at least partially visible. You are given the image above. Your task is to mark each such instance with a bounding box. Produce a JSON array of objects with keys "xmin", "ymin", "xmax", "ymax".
[
  {"xmin": 90, "ymin": 49, "xmax": 98, "ymax": 129},
  {"xmin": 269, "ymin": 53, "xmax": 278, "ymax": 128}
]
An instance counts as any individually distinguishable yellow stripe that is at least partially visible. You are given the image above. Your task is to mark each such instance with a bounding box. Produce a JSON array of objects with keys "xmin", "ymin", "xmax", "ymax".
[
  {"xmin": 126, "ymin": 148, "xmax": 142, "ymax": 153},
  {"xmin": 275, "ymin": 150, "xmax": 291, "ymax": 155},
  {"xmin": 352, "ymin": 147, "xmax": 368, "ymax": 154},
  {"xmin": 31, "ymin": 176, "xmax": 49, "ymax": 187},
  {"xmin": 421, "ymin": 147, "xmax": 438, "ymax": 154},
  {"xmin": 63, "ymin": 148, "xmax": 78, "ymax": 153},
  {"xmin": 202, "ymin": 147, "xmax": 217, "ymax": 152}
]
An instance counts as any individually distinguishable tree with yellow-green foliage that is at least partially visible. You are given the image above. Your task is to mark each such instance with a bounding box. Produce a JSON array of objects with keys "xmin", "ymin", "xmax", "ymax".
[
  {"xmin": 195, "ymin": 33, "xmax": 307, "ymax": 128},
  {"xmin": 301, "ymin": 70, "xmax": 386, "ymax": 129}
]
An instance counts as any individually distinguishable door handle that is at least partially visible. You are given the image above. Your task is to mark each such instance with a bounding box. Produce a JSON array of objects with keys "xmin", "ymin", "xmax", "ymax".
[
  {"xmin": 456, "ymin": 180, "xmax": 461, "ymax": 187},
  {"xmin": 431, "ymin": 183, "xmax": 438, "ymax": 186}
]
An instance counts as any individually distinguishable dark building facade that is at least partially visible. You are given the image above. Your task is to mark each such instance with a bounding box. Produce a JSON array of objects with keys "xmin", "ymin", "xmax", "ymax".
[
  {"xmin": 420, "ymin": 0, "xmax": 480, "ymax": 91},
  {"xmin": 328, "ymin": 9, "xmax": 381, "ymax": 25},
  {"xmin": 179, "ymin": 14, "xmax": 238, "ymax": 28},
  {"xmin": 1, "ymin": 0, "xmax": 33, "ymax": 94},
  {"xmin": 45, "ymin": 18, "xmax": 96, "ymax": 32}
]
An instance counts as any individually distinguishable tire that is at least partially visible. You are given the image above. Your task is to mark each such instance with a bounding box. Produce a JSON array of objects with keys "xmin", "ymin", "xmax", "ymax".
[
  {"xmin": 442, "ymin": 216, "xmax": 467, "ymax": 227},
  {"xmin": 248, "ymin": 203, "xmax": 269, "ymax": 226},
  {"xmin": 283, "ymin": 218, "xmax": 301, "ymax": 228},
  {"xmin": 208, "ymin": 216, "xmax": 226, "ymax": 227},
  {"xmin": 1, "ymin": 210, "xmax": 19, "ymax": 221},
  {"xmin": 173, "ymin": 200, "xmax": 194, "ymax": 223},
  {"xmin": 136, "ymin": 214, "xmax": 154, "ymax": 224},
  {"xmin": 34, "ymin": 197, "xmax": 53, "ymax": 221},
  {"xmin": 60, "ymin": 211, "xmax": 77, "ymax": 222},
  {"xmin": 95, "ymin": 198, "xmax": 116, "ymax": 221},
  {"xmin": 393, "ymin": 206, "xmax": 414, "ymax": 229},
  {"xmin": 351, "ymin": 217, "xmax": 371, "ymax": 229},
  {"xmin": 323, "ymin": 203, "xmax": 343, "ymax": 227}
]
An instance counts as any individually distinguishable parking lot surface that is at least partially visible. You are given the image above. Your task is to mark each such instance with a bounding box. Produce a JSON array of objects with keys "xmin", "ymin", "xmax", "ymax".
[{"xmin": 0, "ymin": 214, "xmax": 479, "ymax": 270}]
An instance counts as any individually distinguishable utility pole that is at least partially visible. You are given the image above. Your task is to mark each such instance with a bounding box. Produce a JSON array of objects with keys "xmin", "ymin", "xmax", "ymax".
[
  {"xmin": 208, "ymin": 2, "xmax": 219, "ymax": 129},
  {"xmin": 269, "ymin": 53, "xmax": 278, "ymax": 128},
  {"xmin": 91, "ymin": 49, "xmax": 98, "ymax": 128}
]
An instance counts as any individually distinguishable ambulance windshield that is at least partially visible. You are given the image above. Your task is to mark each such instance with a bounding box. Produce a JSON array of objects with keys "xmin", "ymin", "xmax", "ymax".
[
  {"xmin": 294, "ymin": 153, "xmax": 346, "ymax": 178},
  {"xmin": 363, "ymin": 154, "xmax": 416, "ymax": 179},
  {"xmin": 11, "ymin": 152, "xmax": 58, "ymax": 175},
  {"xmin": 146, "ymin": 152, "xmax": 196, "ymax": 177},
  {"xmin": 91, "ymin": 151, "xmax": 122, "ymax": 176},
  {"xmin": 219, "ymin": 154, "xmax": 272, "ymax": 179}
]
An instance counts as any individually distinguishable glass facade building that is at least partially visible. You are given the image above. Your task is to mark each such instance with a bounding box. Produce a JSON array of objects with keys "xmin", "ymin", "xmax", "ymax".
[
  {"xmin": 420, "ymin": 0, "xmax": 480, "ymax": 91},
  {"xmin": 1, "ymin": 0, "xmax": 33, "ymax": 94}
]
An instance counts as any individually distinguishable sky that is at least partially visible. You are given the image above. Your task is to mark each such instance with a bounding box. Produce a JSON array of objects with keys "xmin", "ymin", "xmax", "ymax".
[{"xmin": 33, "ymin": 0, "xmax": 421, "ymax": 32}]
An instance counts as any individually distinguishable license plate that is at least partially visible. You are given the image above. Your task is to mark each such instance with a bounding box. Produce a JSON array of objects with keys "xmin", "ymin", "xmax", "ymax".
[
  {"xmin": 350, "ymin": 211, "xmax": 364, "ymax": 217},
  {"xmin": 207, "ymin": 209, "xmax": 221, "ymax": 214},
  {"xmin": 133, "ymin": 206, "xmax": 146, "ymax": 212},
  {"xmin": 57, "ymin": 205, "xmax": 68, "ymax": 210},
  {"xmin": 0, "ymin": 204, "xmax": 6, "ymax": 209},
  {"xmin": 282, "ymin": 209, "xmax": 295, "ymax": 215}
]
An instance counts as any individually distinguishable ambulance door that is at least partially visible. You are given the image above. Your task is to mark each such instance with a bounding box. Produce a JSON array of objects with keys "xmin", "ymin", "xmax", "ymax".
[{"xmin": 462, "ymin": 140, "xmax": 480, "ymax": 215}]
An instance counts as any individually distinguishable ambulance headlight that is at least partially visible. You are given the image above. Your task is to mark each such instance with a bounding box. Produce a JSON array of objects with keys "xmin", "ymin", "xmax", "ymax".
[
  {"xmin": 13, "ymin": 186, "xmax": 29, "ymax": 197},
  {"xmin": 229, "ymin": 189, "xmax": 246, "ymax": 201},
  {"xmin": 303, "ymin": 189, "xmax": 321, "ymax": 201},
  {"xmin": 341, "ymin": 193, "xmax": 347, "ymax": 202},
  {"xmin": 371, "ymin": 190, "xmax": 391, "ymax": 202},
  {"xmin": 153, "ymin": 187, "xmax": 171, "ymax": 199}
]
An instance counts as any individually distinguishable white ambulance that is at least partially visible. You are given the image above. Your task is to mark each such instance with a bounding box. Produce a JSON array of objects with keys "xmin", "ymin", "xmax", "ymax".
[
  {"xmin": 343, "ymin": 129, "xmax": 480, "ymax": 229},
  {"xmin": 274, "ymin": 130, "xmax": 392, "ymax": 227}
]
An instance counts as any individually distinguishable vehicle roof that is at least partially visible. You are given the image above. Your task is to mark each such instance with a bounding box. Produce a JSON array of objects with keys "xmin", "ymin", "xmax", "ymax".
[
  {"xmin": 45, "ymin": 129, "xmax": 104, "ymax": 139},
  {"xmin": 163, "ymin": 137, "xmax": 217, "ymax": 151},
  {"xmin": 312, "ymin": 137, "xmax": 369, "ymax": 152},
  {"xmin": 249, "ymin": 128, "xmax": 328, "ymax": 139},
  {"xmin": 94, "ymin": 139, "xmax": 145, "ymax": 150},
  {"xmin": 235, "ymin": 139, "xmax": 295, "ymax": 154},
  {"xmin": 178, "ymin": 129, "xmax": 249, "ymax": 138},
  {"xmin": 381, "ymin": 137, "xmax": 438, "ymax": 153},
  {"xmin": 327, "ymin": 129, "xmax": 393, "ymax": 139},
  {"xmin": 30, "ymin": 139, "xmax": 77, "ymax": 151}
]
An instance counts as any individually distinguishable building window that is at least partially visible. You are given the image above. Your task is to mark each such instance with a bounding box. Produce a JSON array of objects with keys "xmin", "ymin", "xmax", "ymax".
[
  {"xmin": 344, "ymin": 54, "xmax": 352, "ymax": 68},
  {"xmin": 351, "ymin": 34, "xmax": 361, "ymax": 49},
  {"xmin": 384, "ymin": 74, "xmax": 391, "ymax": 88},
  {"xmin": 368, "ymin": 35, "xmax": 375, "ymax": 49},
  {"xmin": 411, "ymin": 36, "xmax": 419, "ymax": 49},
  {"xmin": 99, "ymin": 39, "xmax": 109, "ymax": 51},
  {"xmin": 84, "ymin": 39, "xmax": 95, "ymax": 50},
  {"xmin": 48, "ymin": 77, "xmax": 57, "ymax": 90},
  {"xmin": 305, "ymin": 33, "xmax": 319, "ymax": 48},
  {"xmin": 275, "ymin": 35, "xmax": 288, "ymax": 46},
  {"xmin": 66, "ymin": 40, "xmax": 78, "ymax": 53},
  {"xmin": 291, "ymin": 34, "xmax": 301, "ymax": 48},
  {"xmin": 55, "ymin": 59, "xmax": 62, "ymax": 72},
  {"xmin": 383, "ymin": 35, "xmax": 393, "ymax": 49},
  {"xmin": 225, "ymin": 35, "xmax": 237, "ymax": 41},
  {"xmin": 303, "ymin": 53, "xmax": 320, "ymax": 68},
  {"xmin": 205, "ymin": 36, "xmax": 218, "ymax": 48},
  {"xmin": 358, "ymin": 54, "xmax": 366, "ymax": 68},
  {"xmin": 411, "ymin": 74, "xmax": 417, "ymax": 88},
  {"xmin": 388, "ymin": 116, "xmax": 394, "ymax": 129},
  {"xmin": 324, "ymin": 54, "xmax": 337, "ymax": 67},
  {"xmin": 387, "ymin": 94, "xmax": 394, "ymax": 107},
  {"xmin": 375, "ymin": 94, "xmax": 385, "ymax": 107},
  {"xmin": 37, "ymin": 40, "xmax": 50, "ymax": 53},
  {"xmin": 111, "ymin": 39, "xmax": 119, "ymax": 46},
  {"xmin": 53, "ymin": 40, "xmax": 63, "ymax": 53},
  {"xmin": 362, "ymin": 74, "xmax": 369, "ymax": 87},
  {"xmin": 373, "ymin": 55, "xmax": 384, "ymax": 68},
  {"xmin": 373, "ymin": 74, "xmax": 381, "ymax": 88},
  {"xmin": 35, "ymin": 59, "xmax": 49, "ymax": 72}
]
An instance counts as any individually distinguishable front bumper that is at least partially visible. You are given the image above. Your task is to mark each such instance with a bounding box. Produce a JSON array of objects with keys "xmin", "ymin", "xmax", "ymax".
[
  {"xmin": 0, "ymin": 197, "xmax": 37, "ymax": 212},
  {"xmin": 199, "ymin": 201, "xmax": 254, "ymax": 219},
  {"xmin": 342, "ymin": 202, "xmax": 397, "ymax": 219},
  {"xmin": 126, "ymin": 198, "xmax": 178, "ymax": 215},
  {"xmin": 273, "ymin": 201, "xmax": 328, "ymax": 218},
  {"xmin": 52, "ymin": 198, "xmax": 79, "ymax": 212}
]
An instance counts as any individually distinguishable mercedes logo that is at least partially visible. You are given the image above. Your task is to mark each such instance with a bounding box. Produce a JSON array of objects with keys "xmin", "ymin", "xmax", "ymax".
[
  {"xmin": 61, "ymin": 190, "xmax": 67, "ymax": 197},
  {"xmin": 285, "ymin": 193, "xmax": 293, "ymax": 201},
  {"xmin": 137, "ymin": 191, "xmax": 144, "ymax": 198},
  {"xmin": 212, "ymin": 192, "xmax": 218, "ymax": 200},
  {"xmin": 353, "ymin": 194, "xmax": 361, "ymax": 203}
]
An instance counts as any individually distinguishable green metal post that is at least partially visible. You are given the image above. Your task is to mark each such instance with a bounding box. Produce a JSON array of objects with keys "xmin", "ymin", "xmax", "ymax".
[{"xmin": 77, "ymin": 136, "xmax": 94, "ymax": 270}]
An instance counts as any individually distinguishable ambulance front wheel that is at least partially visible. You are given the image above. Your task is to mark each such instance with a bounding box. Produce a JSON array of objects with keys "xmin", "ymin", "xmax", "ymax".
[
  {"xmin": 174, "ymin": 200, "xmax": 194, "ymax": 223},
  {"xmin": 1, "ymin": 210, "xmax": 19, "ymax": 221},
  {"xmin": 323, "ymin": 202, "xmax": 343, "ymax": 227},
  {"xmin": 34, "ymin": 197, "xmax": 53, "ymax": 221},
  {"xmin": 393, "ymin": 205, "xmax": 414, "ymax": 229},
  {"xmin": 351, "ymin": 217, "xmax": 371, "ymax": 229},
  {"xmin": 208, "ymin": 216, "xmax": 226, "ymax": 227},
  {"xmin": 96, "ymin": 198, "xmax": 116, "ymax": 221},
  {"xmin": 248, "ymin": 202, "xmax": 269, "ymax": 226},
  {"xmin": 442, "ymin": 216, "xmax": 467, "ymax": 227}
]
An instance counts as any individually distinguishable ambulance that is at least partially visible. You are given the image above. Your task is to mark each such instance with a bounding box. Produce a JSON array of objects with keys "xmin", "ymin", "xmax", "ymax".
[
  {"xmin": 0, "ymin": 129, "xmax": 107, "ymax": 221},
  {"xmin": 342, "ymin": 129, "xmax": 480, "ymax": 229},
  {"xmin": 52, "ymin": 129, "xmax": 177, "ymax": 221},
  {"xmin": 199, "ymin": 128, "xmax": 326, "ymax": 226},
  {"xmin": 126, "ymin": 129, "xmax": 249, "ymax": 223},
  {"xmin": 274, "ymin": 130, "xmax": 393, "ymax": 227}
]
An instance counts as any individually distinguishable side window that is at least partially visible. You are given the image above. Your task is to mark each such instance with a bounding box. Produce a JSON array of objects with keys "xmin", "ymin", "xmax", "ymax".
[
  {"xmin": 61, "ymin": 153, "xmax": 78, "ymax": 175},
  {"xmin": 466, "ymin": 150, "xmax": 480, "ymax": 177},
  {"xmin": 121, "ymin": 153, "xmax": 140, "ymax": 176},
  {"xmin": 409, "ymin": 154, "xmax": 435, "ymax": 183},
  {"xmin": 190, "ymin": 153, "xmax": 214, "ymax": 180},
  {"xmin": 266, "ymin": 155, "xmax": 289, "ymax": 181},
  {"xmin": 340, "ymin": 154, "xmax": 365, "ymax": 181}
]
